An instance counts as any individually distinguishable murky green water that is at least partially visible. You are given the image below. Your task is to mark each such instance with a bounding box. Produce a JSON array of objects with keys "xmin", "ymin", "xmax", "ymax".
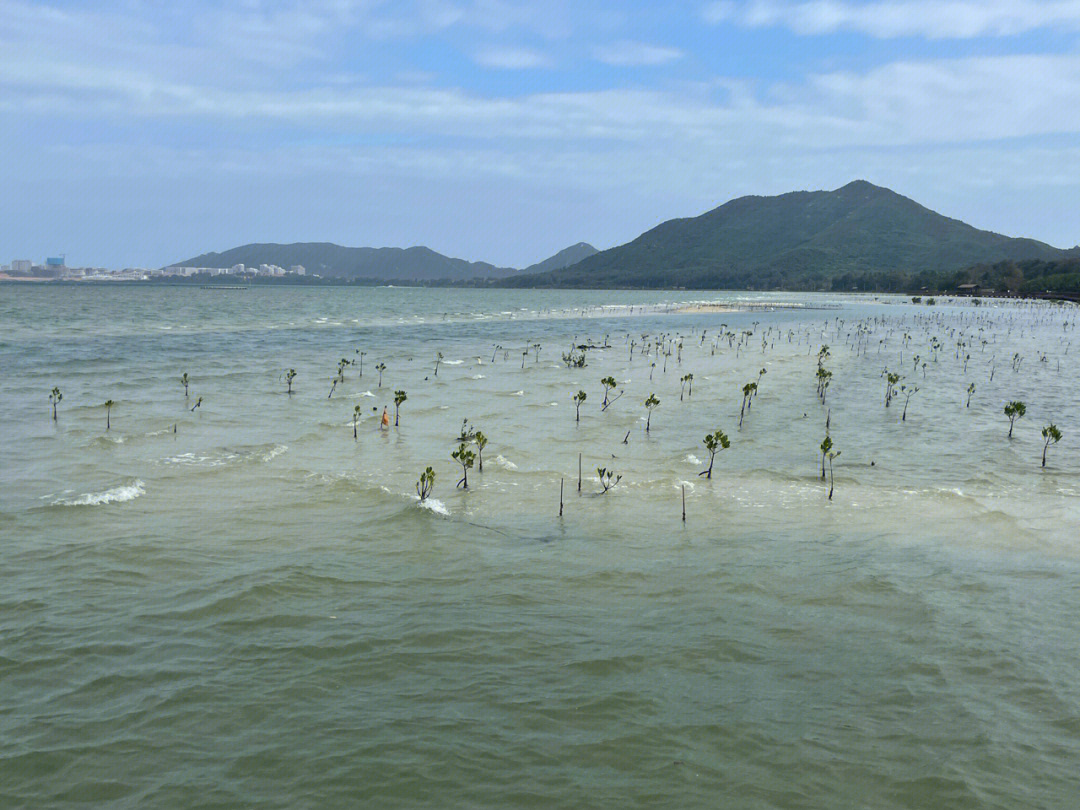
[{"xmin": 2, "ymin": 284, "xmax": 1078, "ymax": 808}]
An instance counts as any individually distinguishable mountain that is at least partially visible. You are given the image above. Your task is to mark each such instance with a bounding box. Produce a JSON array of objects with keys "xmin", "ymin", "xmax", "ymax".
[
  {"xmin": 169, "ymin": 242, "xmax": 517, "ymax": 282},
  {"xmin": 505, "ymin": 181, "xmax": 1068, "ymax": 291},
  {"xmin": 522, "ymin": 242, "xmax": 598, "ymax": 274}
]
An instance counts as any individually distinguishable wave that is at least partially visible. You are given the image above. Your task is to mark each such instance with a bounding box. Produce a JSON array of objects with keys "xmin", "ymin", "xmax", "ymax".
[
  {"xmin": 468, "ymin": 374, "xmax": 485, "ymax": 380},
  {"xmin": 494, "ymin": 454, "xmax": 518, "ymax": 471},
  {"xmin": 684, "ymin": 454, "xmax": 702, "ymax": 465},
  {"xmin": 442, "ymin": 359, "xmax": 464, "ymax": 365},
  {"xmin": 416, "ymin": 497, "xmax": 449, "ymax": 515},
  {"xmin": 54, "ymin": 479, "xmax": 145, "ymax": 506}
]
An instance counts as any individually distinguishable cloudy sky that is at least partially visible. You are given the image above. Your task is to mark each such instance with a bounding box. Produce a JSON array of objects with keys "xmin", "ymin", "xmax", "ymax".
[{"xmin": 2, "ymin": 0, "xmax": 1079, "ymax": 268}]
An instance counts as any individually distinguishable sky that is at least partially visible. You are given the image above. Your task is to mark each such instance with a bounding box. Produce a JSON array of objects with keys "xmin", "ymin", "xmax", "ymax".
[{"xmin": 2, "ymin": 0, "xmax": 1079, "ymax": 269}]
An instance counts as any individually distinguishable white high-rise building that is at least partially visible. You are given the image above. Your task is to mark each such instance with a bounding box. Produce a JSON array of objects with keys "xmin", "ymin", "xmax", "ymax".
[{"xmin": 11, "ymin": 259, "xmax": 32, "ymax": 274}]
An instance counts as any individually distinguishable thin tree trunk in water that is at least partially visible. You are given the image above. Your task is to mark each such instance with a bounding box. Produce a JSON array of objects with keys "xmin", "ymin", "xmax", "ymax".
[{"xmin": 828, "ymin": 458, "xmax": 834, "ymax": 500}]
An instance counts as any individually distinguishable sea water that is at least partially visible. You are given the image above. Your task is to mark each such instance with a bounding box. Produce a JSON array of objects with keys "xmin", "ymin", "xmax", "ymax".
[{"xmin": 2, "ymin": 284, "xmax": 1078, "ymax": 808}]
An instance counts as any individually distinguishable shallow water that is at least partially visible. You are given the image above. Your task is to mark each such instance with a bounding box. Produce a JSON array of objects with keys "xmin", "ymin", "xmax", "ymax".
[{"xmin": 2, "ymin": 285, "xmax": 1079, "ymax": 808}]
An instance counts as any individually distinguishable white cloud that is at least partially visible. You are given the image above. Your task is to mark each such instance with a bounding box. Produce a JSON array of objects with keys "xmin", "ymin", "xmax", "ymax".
[
  {"xmin": 593, "ymin": 41, "xmax": 685, "ymax": 66},
  {"xmin": 472, "ymin": 46, "xmax": 554, "ymax": 68},
  {"xmin": 704, "ymin": 0, "xmax": 1080, "ymax": 38}
]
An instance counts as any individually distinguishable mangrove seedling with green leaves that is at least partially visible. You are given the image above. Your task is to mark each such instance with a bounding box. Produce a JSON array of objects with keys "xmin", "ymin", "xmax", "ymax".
[
  {"xmin": 966, "ymin": 382, "xmax": 975, "ymax": 408},
  {"xmin": 1042, "ymin": 424, "xmax": 1062, "ymax": 467},
  {"xmin": 416, "ymin": 467, "xmax": 436, "ymax": 502},
  {"xmin": 452, "ymin": 443, "xmax": 476, "ymax": 489},
  {"xmin": 180, "ymin": 373, "xmax": 189, "ymax": 398},
  {"xmin": 458, "ymin": 418, "xmax": 477, "ymax": 442},
  {"xmin": 699, "ymin": 429, "xmax": 730, "ymax": 479},
  {"xmin": 393, "ymin": 390, "xmax": 407, "ymax": 426},
  {"xmin": 353, "ymin": 405, "xmax": 362, "ymax": 439},
  {"xmin": 285, "ymin": 368, "xmax": 297, "ymax": 394},
  {"xmin": 597, "ymin": 467, "xmax": 621, "ymax": 493},
  {"xmin": 739, "ymin": 382, "xmax": 757, "ymax": 428},
  {"xmin": 601, "ymin": 376, "xmax": 616, "ymax": 408},
  {"xmin": 104, "ymin": 399, "xmax": 114, "ymax": 431},
  {"xmin": 644, "ymin": 393, "xmax": 660, "ymax": 432},
  {"xmin": 191, "ymin": 396, "xmax": 202, "ymax": 412},
  {"xmin": 49, "ymin": 386, "xmax": 62, "ymax": 421},
  {"xmin": 680, "ymin": 373, "xmax": 694, "ymax": 400},
  {"xmin": 885, "ymin": 372, "xmax": 901, "ymax": 407},
  {"xmin": 434, "ymin": 352, "xmax": 443, "ymax": 377},
  {"xmin": 573, "ymin": 390, "xmax": 587, "ymax": 422},
  {"xmin": 473, "ymin": 431, "xmax": 488, "ymax": 472},
  {"xmin": 376, "ymin": 362, "xmax": 386, "ymax": 387},
  {"xmin": 356, "ymin": 350, "xmax": 366, "ymax": 377},
  {"xmin": 820, "ymin": 435, "xmax": 833, "ymax": 481},
  {"xmin": 1004, "ymin": 401, "xmax": 1026, "ymax": 438}
]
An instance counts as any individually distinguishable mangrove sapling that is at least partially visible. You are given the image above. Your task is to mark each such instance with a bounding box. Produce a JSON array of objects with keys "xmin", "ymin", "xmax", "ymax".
[
  {"xmin": 1004, "ymin": 401, "xmax": 1026, "ymax": 438},
  {"xmin": 353, "ymin": 405, "xmax": 361, "ymax": 440},
  {"xmin": 452, "ymin": 443, "xmax": 475, "ymax": 489},
  {"xmin": 739, "ymin": 383, "xmax": 757, "ymax": 428},
  {"xmin": 644, "ymin": 393, "xmax": 660, "ymax": 433},
  {"xmin": 474, "ymin": 431, "xmax": 488, "ymax": 472},
  {"xmin": 820, "ymin": 435, "xmax": 833, "ymax": 481},
  {"xmin": 191, "ymin": 396, "xmax": 202, "ymax": 412},
  {"xmin": 376, "ymin": 363, "xmax": 386, "ymax": 388},
  {"xmin": 458, "ymin": 418, "xmax": 477, "ymax": 443},
  {"xmin": 827, "ymin": 447, "xmax": 841, "ymax": 501},
  {"xmin": 393, "ymin": 390, "xmax": 407, "ymax": 426},
  {"xmin": 884, "ymin": 372, "xmax": 901, "ymax": 407},
  {"xmin": 699, "ymin": 429, "xmax": 730, "ymax": 479},
  {"xmin": 491, "ymin": 345, "xmax": 501, "ymax": 363},
  {"xmin": 104, "ymin": 399, "xmax": 114, "ymax": 431},
  {"xmin": 49, "ymin": 386, "xmax": 62, "ymax": 421},
  {"xmin": 434, "ymin": 352, "xmax": 443, "ymax": 377},
  {"xmin": 601, "ymin": 376, "xmax": 616, "ymax": 409},
  {"xmin": 356, "ymin": 350, "xmax": 366, "ymax": 377},
  {"xmin": 966, "ymin": 383, "xmax": 975, "ymax": 408},
  {"xmin": 900, "ymin": 385, "xmax": 919, "ymax": 421},
  {"xmin": 328, "ymin": 378, "xmax": 337, "ymax": 399},
  {"xmin": 680, "ymin": 373, "xmax": 693, "ymax": 401},
  {"xmin": 1041, "ymin": 424, "xmax": 1062, "ymax": 467},
  {"xmin": 573, "ymin": 390, "xmax": 587, "ymax": 422},
  {"xmin": 416, "ymin": 467, "xmax": 436, "ymax": 502},
  {"xmin": 285, "ymin": 368, "xmax": 296, "ymax": 394},
  {"xmin": 337, "ymin": 358, "xmax": 349, "ymax": 383},
  {"xmin": 180, "ymin": 373, "xmax": 189, "ymax": 398},
  {"xmin": 597, "ymin": 467, "xmax": 621, "ymax": 493}
]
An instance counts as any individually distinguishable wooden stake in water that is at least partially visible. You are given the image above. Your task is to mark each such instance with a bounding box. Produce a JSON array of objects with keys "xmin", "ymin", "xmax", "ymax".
[
  {"xmin": 578, "ymin": 453, "xmax": 582, "ymax": 493},
  {"xmin": 682, "ymin": 485, "xmax": 686, "ymax": 523},
  {"xmin": 559, "ymin": 478, "xmax": 564, "ymax": 517}
]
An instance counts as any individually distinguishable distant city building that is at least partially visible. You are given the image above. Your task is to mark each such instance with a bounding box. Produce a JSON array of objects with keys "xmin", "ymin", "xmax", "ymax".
[
  {"xmin": 290, "ymin": 265, "xmax": 306, "ymax": 275},
  {"xmin": 231, "ymin": 264, "xmax": 245, "ymax": 274},
  {"xmin": 11, "ymin": 259, "xmax": 32, "ymax": 274},
  {"xmin": 46, "ymin": 256, "xmax": 66, "ymax": 268}
]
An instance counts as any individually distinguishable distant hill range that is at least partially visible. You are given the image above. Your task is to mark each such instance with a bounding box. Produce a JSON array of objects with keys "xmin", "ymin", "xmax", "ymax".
[
  {"xmin": 506, "ymin": 180, "xmax": 1077, "ymax": 292},
  {"xmin": 169, "ymin": 242, "xmax": 520, "ymax": 282},
  {"xmin": 170, "ymin": 182, "xmax": 1078, "ymax": 292}
]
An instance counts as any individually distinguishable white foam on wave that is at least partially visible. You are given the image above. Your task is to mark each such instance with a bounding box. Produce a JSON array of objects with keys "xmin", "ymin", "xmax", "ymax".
[
  {"xmin": 54, "ymin": 479, "xmax": 145, "ymax": 506},
  {"xmin": 416, "ymin": 497, "xmax": 450, "ymax": 516},
  {"xmin": 469, "ymin": 374, "xmax": 485, "ymax": 380},
  {"xmin": 442, "ymin": 359, "xmax": 464, "ymax": 365},
  {"xmin": 509, "ymin": 390, "xmax": 524, "ymax": 396},
  {"xmin": 684, "ymin": 454, "xmax": 702, "ymax": 465},
  {"xmin": 359, "ymin": 391, "xmax": 375, "ymax": 398},
  {"xmin": 262, "ymin": 444, "xmax": 287, "ymax": 462},
  {"xmin": 494, "ymin": 454, "xmax": 518, "ymax": 470}
]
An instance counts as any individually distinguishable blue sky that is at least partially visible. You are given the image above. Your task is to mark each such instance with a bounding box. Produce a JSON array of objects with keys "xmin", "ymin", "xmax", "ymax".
[{"xmin": 2, "ymin": 0, "xmax": 1079, "ymax": 268}]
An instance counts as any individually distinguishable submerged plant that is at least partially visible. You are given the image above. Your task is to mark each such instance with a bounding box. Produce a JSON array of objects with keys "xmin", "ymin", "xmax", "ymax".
[
  {"xmin": 597, "ymin": 467, "xmax": 621, "ymax": 493},
  {"xmin": 416, "ymin": 467, "xmax": 436, "ymax": 502},
  {"xmin": 180, "ymin": 373, "xmax": 189, "ymax": 398},
  {"xmin": 49, "ymin": 386, "xmax": 62, "ymax": 421},
  {"xmin": 104, "ymin": 399, "xmax": 114, "ymax": 431},
  {"xmin": 394, "ymin": 390, "xmax": 407, "ymax": 426},
  {"xmin": 680, "ymin": 373, "xmax": 694, "ymax": 400},
  {"xmin": 900, "ymin": 384, "xmax": 919, "ymax": 421},
  {"xmin": 285, "ymin": 368, "xmax": 297, "ymax": 394},
  {"xmin": 966, "ymin": 382, "xmax": 975, "ymax": 408},
  {"xmin": 458, "ymin": 418, "xmax": 477, "ymax": 442},
  {"xmin": 1004, "ymin": 400, "xmax": 1026, "ymax": 438},
  {"xmin": 573, "ymin": 390, "xmax": 587, "ymax": 422},
  {"xmin": 1041, "ymin": 424, "xmax": 1062, "ymax": 467},
  {"xmin": 739, "ymin": 382, "xmax": 757, "ymax": 428},
  {"xmin": 434, "ymin": 352, "xmax": 443, "ymax": 377},
  {"xmin": 699, "ymin": 428, "xmax": 730, "ymax": 479},
  {"xmin": 644, "ymin": 393, "xmax": 660, "ymax": 432},
  {"xmin": 601, "ymin": 376, "xmax": 616, "ymax": 408},
  {"xmin": 452, "ymin": 443, "xmax": 475, "ymax": 489},
  {"xmin": 191, "ymin": 396, "xmax": 202, "ymax": 412},
  {"xmin": 826, "ymin": 446, "xmax": 841, "ymax": 501}
]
